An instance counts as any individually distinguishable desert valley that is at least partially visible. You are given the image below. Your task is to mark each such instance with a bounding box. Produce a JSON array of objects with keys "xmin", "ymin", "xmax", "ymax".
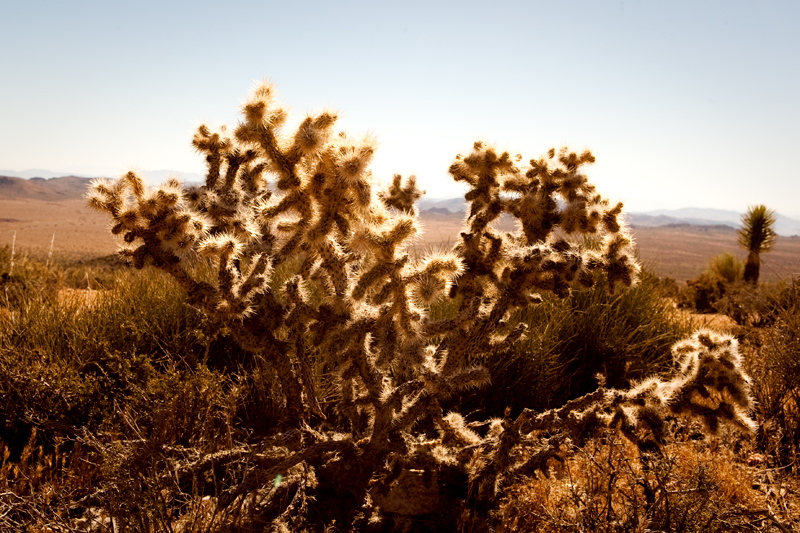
[{"xmin": 2, "ymin": 175, "xmax": 799, "ymax": 283}]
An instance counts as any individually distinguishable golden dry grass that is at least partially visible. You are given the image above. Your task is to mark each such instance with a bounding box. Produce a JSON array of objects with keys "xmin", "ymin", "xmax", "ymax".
[
  {"xmin": 55, "ymin": 288, "xmax": 108, "ymax": 309},
  {"xmin": 497, "ymin": 433, "xmax": 800, "ymax": 532},
  {"xmin": 666, "ymin": 299, "xmax": 740, "ymax": 333}
]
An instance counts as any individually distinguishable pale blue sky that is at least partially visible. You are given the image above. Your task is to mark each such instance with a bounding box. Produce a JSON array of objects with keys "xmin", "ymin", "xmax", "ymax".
[{"xmin": 2, "ymin": 1, "xmax": 798, "ymax": 215}]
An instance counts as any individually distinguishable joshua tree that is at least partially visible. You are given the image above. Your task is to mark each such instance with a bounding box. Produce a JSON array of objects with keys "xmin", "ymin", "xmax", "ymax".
[
  {"xmin": 87, "ymin": 80, "xmax": 755, "ymax": 531},
  {"xmin": 738, "ymin": 204, "xmax": 777, "ymax": 284}
]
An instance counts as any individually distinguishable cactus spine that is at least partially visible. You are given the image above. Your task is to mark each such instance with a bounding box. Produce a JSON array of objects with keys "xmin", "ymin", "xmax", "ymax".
[{"xmin": 88, "ymin": 80, "xmax": 754, "ymax": 528}]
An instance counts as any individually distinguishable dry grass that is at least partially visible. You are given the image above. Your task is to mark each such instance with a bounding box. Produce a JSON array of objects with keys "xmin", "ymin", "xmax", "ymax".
[
  {"xmin": 55, "ymin": 288, "xmax": 108, "ymax": 309},
  {"xmin": 666, "ymin": 299, "xmax": 740, "ymax": 333},
  {"xmin": 497, "ymin": 430, "xmax": 799, "ymax": 533}
]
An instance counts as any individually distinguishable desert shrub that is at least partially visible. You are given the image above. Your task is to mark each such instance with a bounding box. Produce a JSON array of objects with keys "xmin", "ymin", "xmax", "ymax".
[
  {"xmin": 451, "ymin": 268, "xmax": 693, "ymax": 418},
  {"xmin": 0, "ymin": 246, "xmax": 57, "ymax": 309},
  {"xmin": 2, "ymin": 81, "xmax": 757, "ymax": 532},
  {"xmin": 0, "ymin": 260, "xmax": 245, "ymax": 530},
  {"xmin": 650, "ymin": 273, "xmax": 681, "ymax": 300},
  {"xmin": 1, "ymin": 267, "xmax": 205, "ymax": 363},
  {"xmin": 714, "ymin": 283, "xmax": 775, "ymax": 327},
  {"xmin": 679, "ymin": 252, "xmax": 746, "ymax": 314},
  {"xmin": 0, "ymin": 263, "xmax": 243, "ymax": 460},
  {"xmin": 0, "ymin": 246, "xmax": 142, "ymax": 322},
  {"xmin": 497, "ymin": 431, "xmax": 791, "ymax": 533},
  {"xmin": 0, "ymin": 363, "xmax": 240, "ymax": 532},
  {"xmin": 57, "ymin": 254, "xmax": 132, "ymax": 290},
  {"xmin": 738, "ymin": 279, "xmax": 800, "ymax": 470},
  {"xmin": 679, "ymin": 252, "xmax": 751, "ymax": 314},
  {"xmin": 680, "ymin": 272, "xmax": 727, "ymax": 313},
  {"xmin": 708, "ymin": 251, "xmax": 743, "ymax": 284}
]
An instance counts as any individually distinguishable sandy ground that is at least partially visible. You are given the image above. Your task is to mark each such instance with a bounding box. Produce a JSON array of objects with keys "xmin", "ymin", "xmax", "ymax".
[
  {"xmin": 0, "ymin": 199, "xmax": 117, "ymax": 261},
  {"xmin": 631, "ymin": 224, "xmax": 800, "ymax": 283},
  {"xmin": 2, "ymin": 199, "xmax": 799, "ymax": 282}
]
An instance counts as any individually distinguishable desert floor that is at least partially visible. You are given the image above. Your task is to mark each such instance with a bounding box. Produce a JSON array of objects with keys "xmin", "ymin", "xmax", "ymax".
[{"xmin": 2, "ymin": 199, "xmax": 800, "ymax": 282}]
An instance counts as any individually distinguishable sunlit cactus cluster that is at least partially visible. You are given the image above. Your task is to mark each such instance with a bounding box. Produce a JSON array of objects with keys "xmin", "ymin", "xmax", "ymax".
[
  {"xmin": 460, "ymin": 329, "xmax": 756, "ymax": 507},
  {"xmin": 521, "ymin": 329, "xmax": 755, "ymax": 446},
  {"xmin": 667, "ymin": 329, "xmax": 755, "ymax": 433},
  {"xmin": 88, "ymin": 81, "xmax": 755, "ymax": 527}
]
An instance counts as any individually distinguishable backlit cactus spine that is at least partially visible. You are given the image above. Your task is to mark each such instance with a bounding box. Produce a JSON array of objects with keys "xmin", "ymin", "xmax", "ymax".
[{"xmin": 88, "ymin": 81, "xmax": 754, "ymax": 526}]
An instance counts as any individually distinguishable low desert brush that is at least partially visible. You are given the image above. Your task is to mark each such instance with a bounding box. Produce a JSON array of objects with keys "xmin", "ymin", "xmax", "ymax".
[{"xmin": 497, "ymin": 427, "xmax": 793, "ymax": 533}]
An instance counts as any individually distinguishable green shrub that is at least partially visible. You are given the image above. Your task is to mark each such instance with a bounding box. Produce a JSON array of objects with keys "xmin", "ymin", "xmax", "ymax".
[
  {"xmin": 453, "ymin": 269, "xmax": 693, "ymax": 418},
  {"xmin": 708, "ymin": 251, "xmax": 743, "ymax": 284}
]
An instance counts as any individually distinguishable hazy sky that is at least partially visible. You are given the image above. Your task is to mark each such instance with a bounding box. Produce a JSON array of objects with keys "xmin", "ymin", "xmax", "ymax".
[{"xmin": 2, "ymin": 1, "xmax": 798, "ymax": 216}]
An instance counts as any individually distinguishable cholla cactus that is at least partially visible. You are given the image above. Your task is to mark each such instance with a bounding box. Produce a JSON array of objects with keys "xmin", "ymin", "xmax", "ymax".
[
  {"xmin": 88, "ymin": 81, "xmax": 754, "ymax": 529},
  {"xmin": 463, "ymin": 329, "xmax": 755, "ymax": 505}
]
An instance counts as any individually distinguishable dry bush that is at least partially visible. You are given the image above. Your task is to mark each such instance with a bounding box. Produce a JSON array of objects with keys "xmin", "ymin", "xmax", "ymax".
[
  {"xmin": 739, "ymin": 280, "xmax": 800, "ymax": 471},
  {"xmin": 497, "ymin": 429, "xmax": 795, "ymax": 533}
]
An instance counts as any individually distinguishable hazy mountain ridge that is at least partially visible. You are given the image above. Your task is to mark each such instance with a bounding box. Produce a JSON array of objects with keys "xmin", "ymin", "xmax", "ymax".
[
  {"xmin": 0, "ymin": 173, "xmax": 203, "ymax": 201},
  {"xmin": 626, "ymin": 208, "xmax": 800, "ymax": 237},
  {"xmin": 418, "ymin": 198, "xmax": 800, "ymax": 237},
  {"xmin": 0, "ymin": 169, "xmax": 75, "ymax": 180},
  {"xmin": 417, "ymin": 197, "xmax": 469, "ymax": 214},
  {"xmin": 0, "ymin": 169, "xmax": 204, "ymax": 186},
  {"xmin": 0, "ymin": 175, "xmax": 92, "ymax": 201}
]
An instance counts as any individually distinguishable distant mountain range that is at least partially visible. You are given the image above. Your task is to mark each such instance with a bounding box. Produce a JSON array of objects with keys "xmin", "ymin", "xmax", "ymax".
[
  {"xmin": 0, "ymin": 175, "xmax": 92, "ymax": 201},
  {"xmin": 3, "ymin": 174, "xmax": 799, "ymax": 237},
  {"xmin": 417, "ymin": 199, "xmax": 800, "ymax": 237},
  {"xmin": 0, "ymin": 174, "xmax": 206, "ymax": 202},
  {"xmin": 0, "ymin": 168, "xmax": 204, "ymax": 184},
  {"xmin": 628, "ymin": 208, "xmax": 800, "ymax": 237}
]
